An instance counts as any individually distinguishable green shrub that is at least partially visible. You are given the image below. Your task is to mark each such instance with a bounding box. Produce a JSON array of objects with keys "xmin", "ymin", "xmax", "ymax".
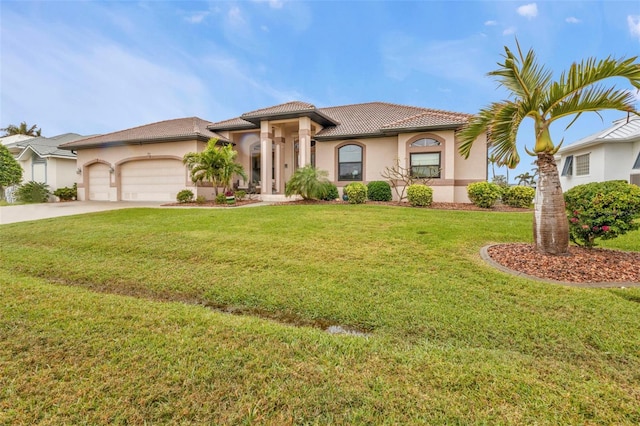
[
  {"xmin": 215, "ymin": 193, "xmax": 226, "ymax": 204},
  {"xmin": 367, "ymin": 181, "xmax": 392, "ymax": 202},
  {"xmin": 467, "ymin": 182, "xmax": 502, "ymax": 208},
  {"xmin": 53, "ymin": 183, "xmax": 77, "ymax": 201},
  {"xmin": 564, "ymin": 180, "xmax": 640, "ymax": 248},
  {"xmin": 406, "ymin": 184, "xmax": 433, "ymax": 207},
  {"xmin": 285, "ymin": 165, "xmax": 331, "ymax": 200},
  {"xmin": 15, "ymin": 181, "xmax": 50, "ymax": 203},
  {"xmin": 176, "ymin": 189, "xmax": 194, "ymax": 203},
  {"xmin": 344, "ymin": 182, "xmax": 367, "ymax": 204},
  {"xmin": 320, "ymin": 183, "xmax": 339, "ymax": 201},
  {"xmin": 503, "ymin": 186, "xmax": 535, "ymax": 208},
  {"xmin": 235, "ymin": 190, "xmax": 247, "ymax": 201},
  {"xmin": 196, "ymin": 195, "xmax": 207, "ymax": 204}
]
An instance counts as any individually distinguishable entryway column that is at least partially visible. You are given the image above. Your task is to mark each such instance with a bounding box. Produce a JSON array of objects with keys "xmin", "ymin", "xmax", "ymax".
[
  {"xmin": 274, "ymin": 127, "xmax": 284, "ymax": 193},
  {"xmin": 260, "ymin": 121, "xmax": 273, "ymax": 195},
  {"xmin": 299, "ymin": 116, "xmax": 312, "ymax": 167}
]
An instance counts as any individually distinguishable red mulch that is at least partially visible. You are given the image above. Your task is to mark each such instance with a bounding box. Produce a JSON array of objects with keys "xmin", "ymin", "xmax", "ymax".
[{"xmin": 487, "ymin": 243, "xmax": 640, "ymax": 283}]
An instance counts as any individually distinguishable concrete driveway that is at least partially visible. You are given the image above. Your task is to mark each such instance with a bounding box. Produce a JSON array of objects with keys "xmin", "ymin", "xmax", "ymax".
[{"xmin": 0, "ymin": 201, "xmax": 164, "ymax": 225}]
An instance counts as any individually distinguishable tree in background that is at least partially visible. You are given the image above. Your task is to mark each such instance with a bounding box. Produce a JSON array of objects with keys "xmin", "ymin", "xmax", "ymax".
[
  {"xmin": 0, "ymin": 144, "xmax": 23, "ymax": 200},
  {"xmin": 458, "ymin": 41, "xmax": 640, "ymax": 255},
  {"xmin": 1, "ymin": 122, "xmax": 42, "ymax": 137}
]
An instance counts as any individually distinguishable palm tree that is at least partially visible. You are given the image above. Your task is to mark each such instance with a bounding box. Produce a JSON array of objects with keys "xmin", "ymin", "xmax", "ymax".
[
  {"xmin": 458, "ymin": 41, "xmax": 640, "ymax": 255},
  {"xmin": 515, "ymin": 172, "xmax": 535, "ymax": 186},
  {"xmin": 1, "ymin": 122, "xmax": 42, "ymax": 137},
  {"xmin": 183, "ymin": 139, "xmax": 247, "ymax": 195}
]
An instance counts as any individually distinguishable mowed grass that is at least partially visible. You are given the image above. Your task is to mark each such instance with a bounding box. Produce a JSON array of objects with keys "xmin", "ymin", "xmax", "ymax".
[{"xmin": 1, "ymin": 205, "xmax": 639, "ymax": 424}]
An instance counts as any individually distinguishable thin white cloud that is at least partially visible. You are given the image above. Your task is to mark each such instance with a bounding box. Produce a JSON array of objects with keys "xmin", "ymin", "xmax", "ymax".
[
  {"xmin": 380, "ymin": 33, "xmax": 493, "ymax": 87},
  {"xmin": 503, "ymin": 27, "xmax": 517, "ymax": 35},
  {"xmin": 517, "ymin": 3, "xmax": 538, "ymax": 19},
  {"xmin": 185, "ymin": 10, "xmax": 210, "ymax": 24},
  {"xmin": 485, "ymin": 20, "xmax": 498, "ymax": 26},
  {"xmin": 228, "ymin": 6, "xmax": 246, "ymax": 26},
  {"xmin": 628, "ymin": 15, "xmax": 640, "ymax": 41},
  {"xmin": 565, "ymin": 16, "xmax": 581, "ymax": 24},
  {"xmin": 252, "ymin": 0, "xmax": 285, "ymax": 9}
]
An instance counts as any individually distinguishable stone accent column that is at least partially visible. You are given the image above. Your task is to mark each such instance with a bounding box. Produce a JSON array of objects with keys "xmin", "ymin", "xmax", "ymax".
[
  {"xmin": 260, "ymin": 121, "xmax": 273, "ymax": 195},
  {"xmin": 299, "ymin": 116, "xmax": 312, "ymax": 167}
]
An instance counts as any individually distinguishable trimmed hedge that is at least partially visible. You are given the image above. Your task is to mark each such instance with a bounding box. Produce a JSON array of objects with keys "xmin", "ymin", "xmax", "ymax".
[
  {"xmin": 503, "ymin": 186, "xmax": 535, "ymax": 208},
  {"xmin": 467, "ymin": 182, "xmax": 502, "ymax": 208},
  {"xmin": 367, "ymin": 181, "xmax": 392, "ymax": 202},
  {"xmin": 407, "ymin": 184, "xmax": 433, "ymax": 207},
  {"xmin": 344, "ymin": 182, "xmax": 367, "ymax": 204}
]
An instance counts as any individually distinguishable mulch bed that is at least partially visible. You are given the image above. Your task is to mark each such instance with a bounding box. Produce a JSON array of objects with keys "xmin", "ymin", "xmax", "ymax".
[
  {"xmin": 487, "ymin": 243, "xmax": 640, "ymax": 283},
  {"xmin": 162, "ymin": 199, "xmax": 262, "ymax": 207}
]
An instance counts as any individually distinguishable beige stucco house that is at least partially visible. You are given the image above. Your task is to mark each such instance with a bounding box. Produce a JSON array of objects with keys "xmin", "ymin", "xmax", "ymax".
[{"xmin": 60, "ymin": 101, "xmax": 488, "ymax": 203}]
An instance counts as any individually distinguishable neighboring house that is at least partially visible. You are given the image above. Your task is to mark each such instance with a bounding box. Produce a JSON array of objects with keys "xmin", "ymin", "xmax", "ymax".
[
  {"xmin": 60, "ymin": 101, "xmax": 488, "ymax": 203},
  {"xmin": 4, "ymin": 133, "xmax": 84, "ymax": 193},
  {"xmin": 556, "ymin": 115, "xmax": 640, "ymax": 191}
]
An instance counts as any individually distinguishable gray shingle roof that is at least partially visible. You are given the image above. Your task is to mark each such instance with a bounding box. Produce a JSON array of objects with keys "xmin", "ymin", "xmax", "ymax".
[
  {"xmin": 9, "ymin": 133, "xmax": 85, "ymax": 158},
  {"xmin": 209, "ymin": 101, "xmax": 471, "ymax": 140},
  {"xmin": 60, "ymin": 117, "xmax": 226, "ymax": 150}
]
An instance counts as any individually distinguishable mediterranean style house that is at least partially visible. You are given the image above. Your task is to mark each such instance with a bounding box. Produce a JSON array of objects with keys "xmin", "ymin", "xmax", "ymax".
[
  {"xmin": 60, "ymin": 101, "xmax": 488, "ymax": 202},
  {"xmin": 556, "ymin": 114, "xmax": 640, "ymax": 191}
]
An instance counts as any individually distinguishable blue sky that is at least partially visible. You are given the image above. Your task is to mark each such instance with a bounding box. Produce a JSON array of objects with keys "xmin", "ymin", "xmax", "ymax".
[{"xmin": 2, "ymin": 0, "xmax": 639, "ymax": 180}]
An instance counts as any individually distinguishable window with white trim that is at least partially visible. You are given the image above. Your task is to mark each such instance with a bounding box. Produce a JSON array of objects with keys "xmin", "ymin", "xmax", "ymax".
[{"xmin": 575, "ymin": 154, "xmax": 590, "ymax": 176}]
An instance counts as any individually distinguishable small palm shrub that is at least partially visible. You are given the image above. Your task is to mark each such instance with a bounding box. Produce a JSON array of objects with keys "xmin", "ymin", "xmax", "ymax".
[
  {"xmin": 319, "ymin": 183, "xmax": 339, "ymax": 201},
  {"xmin": 53, "ymin": 183, "xmax": 77, "ymax": 201},
  {"xmin": 467, "ymin": 182, "xmax": 502, "ymax": 208},
  {"xmin": 367, "ymin": 181, "xmax": 392, "ymax": 202},
  {"xmin": 176, "ymin": 189, "xmax": 194, "ymax": 203},
  {"xmin": 502, "ymin": 186, "xmax": 535, "ymax": 208},
  {"xmin": 215, "ymin": 193, "xmax": 226, "ymax": 204},
  {"xmin": 235, "ymin": 190, "xmax": 247, "ymax": 201},
  {"xmin": 15, "ymin": 181, "xmax": 50, "ymax": 203},
  {"xmin": 195, "ymin": 195, "xmax": 207, "ymax": 204},
  {"xmin": 564, "ymin": 180, "xmax": 640, "ymax": 248},
  {"xmin": 285, "ymin": 165, "xmax": 331, "ymax": 200},
  {"xmin": 406, "ymin": 184, "xmax": 433, "ymax": 207},
  {"xmin": 344, "ymin": 182, "xmax": 367, "ymax": 204}
]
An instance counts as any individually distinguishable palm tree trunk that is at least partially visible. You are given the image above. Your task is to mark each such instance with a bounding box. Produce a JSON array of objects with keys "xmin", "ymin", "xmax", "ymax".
[{"xmin": 533, "ymin": 153, "xmax": 569, "ymax": 255}]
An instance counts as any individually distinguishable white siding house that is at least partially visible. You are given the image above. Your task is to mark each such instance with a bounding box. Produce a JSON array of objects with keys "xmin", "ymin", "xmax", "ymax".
[{"xmin": 556, "ymin": 115, "xmax": 640, "ymax": 191}]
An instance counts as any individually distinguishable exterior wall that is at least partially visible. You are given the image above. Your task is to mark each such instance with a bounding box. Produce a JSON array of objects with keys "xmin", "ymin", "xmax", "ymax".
[
  {"xmin": 558, "ymin": 143, "xmax": 638, "ymax": 191},
  {"xmin": 75, "ymin": 140, "xmax": 203, "ymax": 201},
  {"xmin": 51, "ymin": 157, "xmax": 78, "ymax": 190},
  {"xmin": 316, "ymin": 130, "xmax": 486, "ymax": 203},
  {"xmin": 603, "ymin": 144, "xmax": 634, "ymax": 182}
]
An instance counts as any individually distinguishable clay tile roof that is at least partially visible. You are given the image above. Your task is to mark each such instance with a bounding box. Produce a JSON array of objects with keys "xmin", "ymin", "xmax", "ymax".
[
  {"xmin": 314, "ymin": 102, "xmax": 469, "ymax": 140},
  {"xmin": 241, "ymin": 101, "xmax": 317, "ymax": 118},
  {"xmin": 60, "ymin": 117, "xmax": 226, "ymax": 150},
  {"xmin": 380, "ymin": 109, "xmax": 471, "ymax": 130},
  {"xmin": 208, "ymin": 117, "xmax": 257, "ymax": 131}
]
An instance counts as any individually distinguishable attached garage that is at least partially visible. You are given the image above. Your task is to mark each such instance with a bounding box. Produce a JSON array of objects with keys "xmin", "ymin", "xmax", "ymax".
[
  {"xmin": 88, "ymin": 163, "xmax": 111, "ymax": 201},
  {"xmin": 119, "ymin": 159, "xmax": 187, "ymax": 202}
]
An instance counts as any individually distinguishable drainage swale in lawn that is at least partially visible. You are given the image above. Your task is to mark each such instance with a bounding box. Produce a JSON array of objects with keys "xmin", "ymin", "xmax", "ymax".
[{"xmin": 202, "ymin": 301, "xmax": 372, "ymax": 337}]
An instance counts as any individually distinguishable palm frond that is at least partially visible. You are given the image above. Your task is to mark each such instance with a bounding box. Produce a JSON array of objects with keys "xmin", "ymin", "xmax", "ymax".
[
  {"xmin": 489, "ymin": 41, "xmax": 552, "ymax": 100},
  {"xmin": 547, "ymin": 85, "xmax": 637, "ymax": 122}
]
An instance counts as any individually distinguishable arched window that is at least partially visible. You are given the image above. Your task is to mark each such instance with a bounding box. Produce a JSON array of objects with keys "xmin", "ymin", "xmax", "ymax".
[
  {"xmin": 338, "ymin": 144, "xmax": 363, "ymax": 181},
  {"xmin": 407, "ymin": 136, "xmax": 443, "ymax": 178}
]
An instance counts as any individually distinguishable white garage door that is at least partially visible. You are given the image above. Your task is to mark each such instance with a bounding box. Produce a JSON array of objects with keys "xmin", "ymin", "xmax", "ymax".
[
  {"xmin": 88, "ymin": 163, "xmax": 111, "ymax": 201},
  {"xmin": 120, "ymin": 159, "xmax": 186, "ymax": 202}
]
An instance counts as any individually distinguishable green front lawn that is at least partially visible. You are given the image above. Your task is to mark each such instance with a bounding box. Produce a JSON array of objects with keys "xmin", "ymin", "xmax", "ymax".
[{"xmin": 1, "ymin": 205, "xmax": 639, "ymax": 424}]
